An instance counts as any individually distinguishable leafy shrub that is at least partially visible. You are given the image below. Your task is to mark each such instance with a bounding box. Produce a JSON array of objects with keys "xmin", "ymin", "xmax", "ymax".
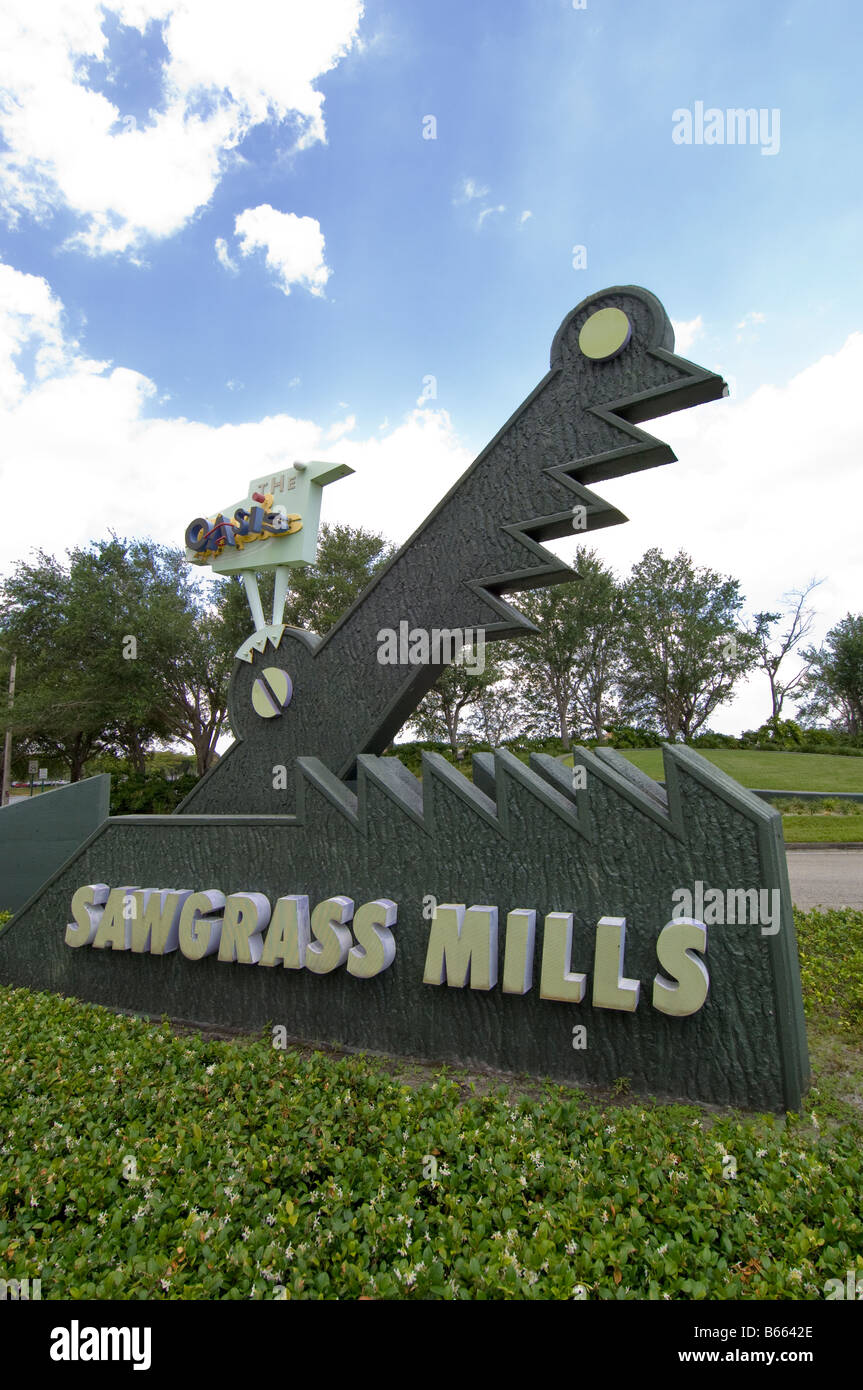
[
  {"xmin": 109, "ymin": 773, "xmax": 199, "ymax": 815},
  {"xmin": 1, "ymin": 910, "xmax": 860, "ymax": 1301},
  {"xmin": 386, "ymin": 737, "xmax": 573, "ymax": 781},
  {"xmin": 740, "ymin": 719, "xmax": 806, "ymax": 751},
  {"xmin": 771, "ymin": 797, "xmax": 863, "ymax": 817},
  {"xmin": 799, "ymin": 729, "xmax": 841, "ymax": 748},
  {"xmin": 741, "ymin": 726, "xmax": 863, "ymax": 756},
  {"xmin": 0, "ymin": 984, "xmax": 861, "ymax": 1301},
  {"xmin": 605, "ymin": 726, "xmax": 664, "ymax": 749},
  {"xmin": 794, "ymin": 907, "xmax": 863, "ymax": 1033}
]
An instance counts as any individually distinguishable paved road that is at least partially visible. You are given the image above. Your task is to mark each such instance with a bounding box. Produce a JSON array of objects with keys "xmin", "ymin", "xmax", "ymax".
[{"xmin": 786, "ymin": 849, "xmax": 863, "ymax": 910}]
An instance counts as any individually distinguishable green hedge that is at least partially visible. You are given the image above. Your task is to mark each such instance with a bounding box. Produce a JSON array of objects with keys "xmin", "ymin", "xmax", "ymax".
[
  {"xmin": 0, "ymin": 908, "xmax": 861, "ymax": 1300},
  {"xmin": 109, "ymin": 773, "xmax": 199, "ymax": 815}
]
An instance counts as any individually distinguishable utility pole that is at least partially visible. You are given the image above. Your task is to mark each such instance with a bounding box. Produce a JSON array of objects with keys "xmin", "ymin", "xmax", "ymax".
[{"xmin": 1, "ymin": 654, "xmax": 16, "ymax": 807}]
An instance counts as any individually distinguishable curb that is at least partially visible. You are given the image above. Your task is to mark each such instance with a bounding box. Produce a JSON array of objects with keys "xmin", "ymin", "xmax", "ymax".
[{"xmin": 785, "ymin": 842, "xmax": 863, "ymax": 852}]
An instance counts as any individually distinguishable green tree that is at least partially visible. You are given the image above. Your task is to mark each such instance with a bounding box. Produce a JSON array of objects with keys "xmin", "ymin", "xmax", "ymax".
[
  {"xmin": 747, "ymin": 579, "xmax": 822, "ymax": 722},
  {"xmin": 0, "ymin": 539, "xmax": 224, "ymax": 779},
  {"xmin": 151, "ymin": 595, "xmax": 235, "ymax": 777},
  {"xmin": 462, "ymin": 676, "xmax": 525, "ymax": 747},
  {"xmin": 0, "ymin": 523, "xmax": 395, "ymax": 782},
  {"xmin": 798, "ymin": 614, "xmax": 863, "ymax": 736},
  {"xmin": 411, "ymin": 650, "xmax": 504, "ymax": 755},
  {"xmin": 0, "ymin": 549, "xmax": 116, "ymax": 780},
  {"xmin": 619, "ymin": 548, "xmax": 756, "ymax": 740},
  {"xmin": 212, "ymin": 518, "xmax": 392, "ymax": 661},
  {"xmin": 77, "ymin": 539, "xmax": 195, "ymax": 773},
  {"xmin": 283, "ymin": 522, "xmax": 393, "ymax": 634},
  {"xmin": 509, "ymin": 550, "xmax": 627, "ymax": 749}
]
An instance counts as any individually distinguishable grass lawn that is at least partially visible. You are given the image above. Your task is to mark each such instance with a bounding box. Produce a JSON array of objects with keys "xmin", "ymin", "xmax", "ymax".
[
  {"xmin": 782, "ymin": 816, "xmax": 863, "ymax": 844},
  {"xmin": 558, "ymin": 750, "xmax": 863, "ymax": 842},
  {"xmin": 610, "ymin": 749, "xmax": 863, "ymax": 793},
  {"xmin": 0, "ymin": 906, "xmax": 861, "ymax": 1301}
]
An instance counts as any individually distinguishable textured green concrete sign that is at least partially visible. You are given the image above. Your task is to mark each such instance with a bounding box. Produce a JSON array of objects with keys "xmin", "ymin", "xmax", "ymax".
[{"xmin": 0, "ymin": 286, "xmax": 810, "ymax": 1112}]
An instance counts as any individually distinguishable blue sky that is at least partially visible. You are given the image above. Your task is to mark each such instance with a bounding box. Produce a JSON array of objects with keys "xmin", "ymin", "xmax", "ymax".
[{"xmin": 1, "ymin": 0, "xmax": 862, "ymax": 734}]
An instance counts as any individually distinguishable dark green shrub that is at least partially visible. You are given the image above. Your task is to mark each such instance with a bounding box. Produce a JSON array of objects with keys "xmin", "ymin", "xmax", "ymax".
[
  {"xmin": 110, "ymin": 773, "xmax": 198, "ymax": 815},
  {"xmin": 605, "ymin": 725, "xmax": 663, "ymax": 749},
  {"xmin": 690, "ymin": 731, "xmax": 741, "ymax": 749}
]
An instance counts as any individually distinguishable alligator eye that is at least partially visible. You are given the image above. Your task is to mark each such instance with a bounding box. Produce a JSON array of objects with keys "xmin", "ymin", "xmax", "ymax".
[
  {"xmin": 578, "ymin": 307, "xmax": 632, "ymax": 361},
  {"xmin": 252, "ymin": 668, "xmax": 293, "ymax": 719}
]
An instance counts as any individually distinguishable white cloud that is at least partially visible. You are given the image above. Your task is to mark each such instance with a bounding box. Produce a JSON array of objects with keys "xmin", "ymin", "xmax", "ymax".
[
  {"xmin": 214, "ymin": 237, "xmax": 237, "ymax": 273},
  {"xmin": 552, "ymin": 332, "xmax": 863, "ymax": 732},
  {"xmin": 0, "ymin": 260, "xmax": 471, "ymax": 577},
  {"xmin": 453, "ymin": 177, "xmax": 489, "ymax": 204},
  {"xmin": 477, "ymin": 204, "xmax": 506, "ymax": 229},
  {"xmin": 671, "ymin": 315, "xmax": 704, "ymax": 355},
  {"xmin": 0, "ymin": 0, "xmax": 364, "ymax": 256},
  {"xmin": 2, "ymin": 260, "xmax": 860, "ymax": 745},
  {"xmin": 736, "ymin": 310, "xmax": 766, "ymax": 342},
  {"xmin": 0, "ymin": 259, "xmax": 69, "ymax": 408},
  {"xmin": 326, "ymin": 414, "xmax": 356, "ymax": 442},
  {"xmin": 234, "ymin": 204, "xmax": 330, "ymax": 296}
]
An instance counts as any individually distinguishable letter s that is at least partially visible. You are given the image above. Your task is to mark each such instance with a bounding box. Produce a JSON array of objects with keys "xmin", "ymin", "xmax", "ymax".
[
  {"xmin": 652, "ymin": 918, "xmax": 709, "ymax": 1017},
  {"xmin": 347, "ymin": 899, "xmax": 397, "ymax": 978},
  {"xmin": 306, "ymin": 897, "xmax": 354, "ymax": 974},
  {"xmin": 66, "ymin": 884, "xmax": 109, "ymax": 947}
]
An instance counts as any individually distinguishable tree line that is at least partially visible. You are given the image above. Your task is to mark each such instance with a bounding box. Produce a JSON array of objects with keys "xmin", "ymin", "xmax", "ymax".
[
  {"xmin": 410, "ymin": 552, "xmax": 860, "ymax": 753},
  {"xmin": 1, "ymin": 528, "xmax": 860, "ymax": 784},
  {"xmin": 0, "ymin": 525, "xmax": 392, "ymax": 782}
]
